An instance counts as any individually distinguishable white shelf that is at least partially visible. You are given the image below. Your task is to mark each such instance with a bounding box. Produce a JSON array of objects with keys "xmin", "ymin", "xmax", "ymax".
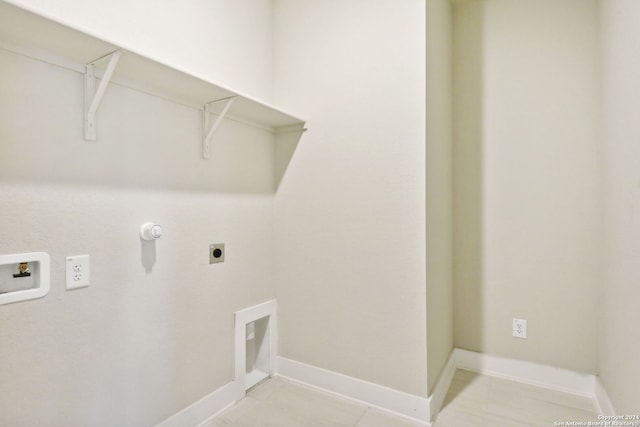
[{"xmin": 0, "ymin": 1, "xmax": 306, "ymax": 133}]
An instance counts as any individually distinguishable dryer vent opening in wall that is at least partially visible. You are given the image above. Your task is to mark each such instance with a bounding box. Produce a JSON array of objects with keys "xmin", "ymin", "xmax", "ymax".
[
  {"xmin": 235, "ymin": 299, "xmax": 277, "ymax": 392},
  {"xmin": 245, "ymin": 317, "xmax": 270, "ymax": 389}
]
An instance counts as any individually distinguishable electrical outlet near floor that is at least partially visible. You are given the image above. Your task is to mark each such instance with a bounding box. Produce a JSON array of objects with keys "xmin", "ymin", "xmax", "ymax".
[
  {"xmin": 66, "ymin": 255, "xmax": 90, "ymax": 289},
  {"xmin": 512, "ymin": 318, "xmax": 527, "ymax": 339}
]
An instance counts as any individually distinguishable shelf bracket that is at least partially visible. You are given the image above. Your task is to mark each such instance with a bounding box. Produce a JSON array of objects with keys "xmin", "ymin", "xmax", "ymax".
[
  {"xmin": 84, "ymin": 50, "xmax": 122, "ymax": 141},
  {"xmin": 202, "ymin": 97, "xmax": 236, "ymax": 159}
]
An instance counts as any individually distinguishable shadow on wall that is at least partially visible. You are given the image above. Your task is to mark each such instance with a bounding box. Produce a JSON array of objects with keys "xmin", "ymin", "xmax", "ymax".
[
  {"xmin": 0, "ymin": 48, "xmax": 302, "ymax": 195},
  {"xmin": 275, "ymin": 127, "xmax": 305, "ymax": 190},
  {"xmin": 453, "ymin": 1, "xmax": 485, "ymax": 355}
]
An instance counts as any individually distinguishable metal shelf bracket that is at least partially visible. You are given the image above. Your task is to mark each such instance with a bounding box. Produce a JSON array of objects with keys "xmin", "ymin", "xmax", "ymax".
[
  {"xmin": 84, "ymin": 50, "xmax": 122, "ymax": 141},
  {"xmin": 203, "ymin": 97, "xmax": 236, "ymax": 159}
]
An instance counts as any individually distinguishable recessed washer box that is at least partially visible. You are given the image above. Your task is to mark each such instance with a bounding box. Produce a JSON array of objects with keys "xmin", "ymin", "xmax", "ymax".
[{"xmin": 0, "ymin": 252, "xmax": 50, "ymax": 305}]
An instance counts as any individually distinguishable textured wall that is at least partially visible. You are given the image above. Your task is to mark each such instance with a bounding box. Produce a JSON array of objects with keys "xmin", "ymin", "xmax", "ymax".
[
  {"xmin": 453, "ymin": 0, "xmax": 600, "ymax": 373},
  {"xmin": 599, "ymin": 0, "xmax": 640, "ymax": 413},
  {"xmin": 273, "ymin": 0, "xmax": 427, "ymax": 396},
  {"xmin": 426, "ymin": 0, "xmax": 454, "ymax": 395},
  {"xmin": 0, "ymin": 1, "xmax": 275, "ymax": 424}
]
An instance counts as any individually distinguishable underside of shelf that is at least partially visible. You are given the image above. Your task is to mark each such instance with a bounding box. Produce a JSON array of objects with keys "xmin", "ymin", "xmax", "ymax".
[{"xmin": 0, "ymin": 0, "xmax": 306, "ymax": 132}]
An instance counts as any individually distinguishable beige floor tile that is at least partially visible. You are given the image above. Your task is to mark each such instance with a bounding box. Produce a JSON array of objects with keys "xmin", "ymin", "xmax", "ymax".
[
  {"xmin": 434, "ymin": 369, "xmax": 599, "ymax": 427},
  {"xmin": 205, "ymin": 397, "xmax": 261, "ymax": 427},
  {"xmin": 213, "ymin": 379, "xmax": 367, "ymax": 427},
  {"xmin": 489, "ymin": 374, "xmax": 597, "ymax": 412},
  {"xmin": 227, "ymin": 400, "xmax": 315, "ymax": 427},
  {"xmin": 209, "ymin": 369, "xmax": 600, "ymax": 427},
  {"xmin": 355, "ymin": 409, "xmax": 425, "ymax": 427},
  {"xmin": 262, "ymin": 381, "xmax": 367, "ymax": 427},
  {"xmin": 247, "ymin": 376, "xmax": 288, "ymax": 401}
]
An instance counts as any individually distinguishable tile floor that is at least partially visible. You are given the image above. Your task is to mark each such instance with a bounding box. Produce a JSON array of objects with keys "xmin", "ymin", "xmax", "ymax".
[
  {"xmin": 435, "ymin": 369, "xmax": 599, "ymax": 426},
  {"xmin": 204, "ymin": 369, "xmax": 600, "ymax": 427},
  {"xmin": 204, "ymin": 376, "xmax": 423, "ymax": 427}
]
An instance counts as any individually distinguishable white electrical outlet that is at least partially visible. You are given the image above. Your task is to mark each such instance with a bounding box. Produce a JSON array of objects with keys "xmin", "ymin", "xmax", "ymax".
[
  {"xmin": 513, "ymin": 318, "xmax": 527, "ymax": 339},
  {"xmin": 66, "ymin": 255, "xmax": 90, "ymax": 290}
]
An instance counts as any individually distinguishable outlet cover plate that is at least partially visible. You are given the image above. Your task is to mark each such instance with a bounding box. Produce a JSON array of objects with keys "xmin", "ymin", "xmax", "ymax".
[
  {"xmin": 209, "ymin": 244, "xmax": 225, "ymax": 264},
  {"xmin": 513, "ymin": 318, "xmax": 527, "ymax": 339},
  {"xmin": 66, "ymin": 255, "xmax": 90, "ymax": 289}
]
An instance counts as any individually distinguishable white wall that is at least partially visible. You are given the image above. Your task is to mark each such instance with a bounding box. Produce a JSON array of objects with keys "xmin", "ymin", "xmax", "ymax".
[
  {"xmin": 599, "ymin": 0, "xmax": 640, "ymax": 413},
  {"xmin": 273, "ymin": 0, "xmax": 427, "ymax": 397},
  {"xmin": 0, "ymin": 1, "xmax": 275, "ymax": 426},
  {"xmin": 453, "ymin": 0, "xmax": 601, "ymax": 373},
  {"xmin": 452, "ymin": 0, "xmax": 484, "ymax": 357},
  {"xmin": 426, "ymin": 0, "xmax": 454, "ymax": 395}
]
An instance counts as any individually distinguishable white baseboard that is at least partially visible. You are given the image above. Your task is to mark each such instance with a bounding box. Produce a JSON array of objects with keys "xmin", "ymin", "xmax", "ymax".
[
  {"xmin": 427, "ymin": 350, "xmax": 457, "ymax": 421},
  {"xmin": 453, "ymin": 348, "xmax": 595, "ymax": 397},
  {"xmin": 276, "ymin": 356, "xmax": 430, "ymax": 425},
  {"xmin": 594, "ymin": 376, "xmax": 616, "ymax": 416},
  {"xmin": 154, "ymin": 381, "xmax": 241, "ymax": 427},
  {"xmin": 450, "ymin": 349, "xmax": 619, "ymax": 417},
  {"xmin": 155, "ymin": 348, "xmax": 618, "ymax": 426},
  {"xmin": 157, "ymin": 299, "xmax": 278, "ymax": 427}
]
